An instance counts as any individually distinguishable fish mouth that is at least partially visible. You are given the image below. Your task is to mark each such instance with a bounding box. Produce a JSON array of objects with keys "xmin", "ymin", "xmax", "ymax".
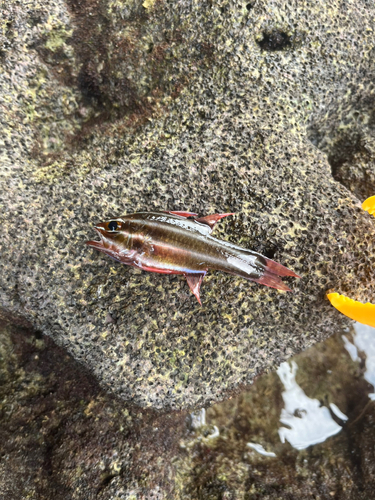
[
  {"xmin": 86, "ymin": 227, "xmax": 122, "ymax": 263},
  {"xmin": 86, "ymin": 240, "xmax": 105, "ymax": 250},
  {"xmin": 86, "ymin": 226, "xmax": 106, "ymax": 249}
]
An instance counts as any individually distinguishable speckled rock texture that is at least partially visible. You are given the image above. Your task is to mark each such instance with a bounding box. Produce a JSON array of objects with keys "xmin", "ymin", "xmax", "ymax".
[
  {"xmin": 0, "ymin": 319, "xmax": 185, "ymax": 500},
  {"xmin": 2, "ymin": 319, "xmax": 375, "ymax": 499},
  {"xmin": 1, "ymin": 0, "xmax": 375, "ymax": 409}
]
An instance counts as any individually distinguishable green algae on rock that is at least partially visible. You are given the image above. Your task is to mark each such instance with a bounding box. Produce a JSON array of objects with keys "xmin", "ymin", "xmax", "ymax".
[{"xmin": 1, "ymin": 0, "xmax": 375, "ymax": 409}]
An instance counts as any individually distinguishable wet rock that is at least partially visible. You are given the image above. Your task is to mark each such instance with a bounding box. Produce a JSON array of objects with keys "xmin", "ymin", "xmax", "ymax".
[
  {"xmin": 3, "ymin": 321, "xmax": 375, "ymax": 499},
  {"xmin": 1, "ymin": 0, "xmax": 375, "ymax": 409},
  {"xmin": 174, "ymin": 329, "xmax": 375, "ymax": 499},
  {"xmin": 0, "ymin": 321, "xmax": 185, "ymax": 499}
]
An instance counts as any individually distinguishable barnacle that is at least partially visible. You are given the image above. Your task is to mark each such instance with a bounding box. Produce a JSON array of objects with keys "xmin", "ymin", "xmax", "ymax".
[{"xmin": 327, "ymin": 195, "xmax": 375, "ymax": 327}]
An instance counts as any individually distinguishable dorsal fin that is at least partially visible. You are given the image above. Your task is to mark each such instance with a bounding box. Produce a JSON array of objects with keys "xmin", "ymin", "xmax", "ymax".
[{"xmin": 195, "ymin": 213, "xmax": 235, "ymax": 231}]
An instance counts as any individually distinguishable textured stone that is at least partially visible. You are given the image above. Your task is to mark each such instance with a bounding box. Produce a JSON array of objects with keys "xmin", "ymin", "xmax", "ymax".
[
  {"xmin": 0, "ymin": 320, "xmax": 185, "ymax": 499},
  {"xmin": 2, "ymin": 319, "xmax": 375, "ymax": 499},
  {"xmin": 174, "ymin": 327, "xmax": 375, "ymax": 499},
  {"xmin": 1, "ymin": 0, "xmax": 375, "ymax": 409}
]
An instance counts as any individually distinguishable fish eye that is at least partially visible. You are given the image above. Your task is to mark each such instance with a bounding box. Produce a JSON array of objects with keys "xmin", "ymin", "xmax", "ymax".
[{"xmin": 108, "ymin": 221, "xmax": 119, "ymax": 231}]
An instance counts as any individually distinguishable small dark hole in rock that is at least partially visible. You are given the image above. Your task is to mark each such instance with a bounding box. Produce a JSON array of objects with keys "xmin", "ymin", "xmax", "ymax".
[
  {"xmin": 77, "ymin": 67, "xmax": 103, "ymax": 104},
  {"xmin": 263, "ymin": 247, "xmax": 277, "ymax": 259},
  {"xmin": 257, "ymin": 31, "xmax": 291, "ymax": 51},
  {"xmin": 97, "ymin": 473, "xmax": 118, "ymax": 492}
]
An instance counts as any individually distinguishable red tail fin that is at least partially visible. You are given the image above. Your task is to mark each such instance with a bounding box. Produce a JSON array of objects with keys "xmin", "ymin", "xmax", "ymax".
[
  {"xmin": 254, "ymin": 272, "xmax": 292, "ymax": 292},
  {"xmin": 263, "ymin": 257, "xmax": 300, "ymax": 278},
  {"xmin": 243, "ymin": 256, "xmax": 299, "ymax": 291}
]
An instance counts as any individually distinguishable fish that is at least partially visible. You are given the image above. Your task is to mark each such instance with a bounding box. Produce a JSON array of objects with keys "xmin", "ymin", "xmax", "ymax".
[{"xmin": 86, "ymin": 211, "xmax": 300, "ymax": 304}]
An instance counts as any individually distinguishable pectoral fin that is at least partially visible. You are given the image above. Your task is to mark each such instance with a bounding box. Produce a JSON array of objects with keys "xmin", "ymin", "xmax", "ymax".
[
  {"xmin": 185, "ymin": 273, "xmax": 206, "ymax": 305},
  {"xmin": 195, "ymin": 213, "xmax": 235, "ymax": 231}
]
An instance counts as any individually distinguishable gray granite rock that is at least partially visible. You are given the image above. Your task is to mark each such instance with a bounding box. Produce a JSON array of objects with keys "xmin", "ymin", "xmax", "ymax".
[{"xmin": 1, "ymin": 0, "xmax": 375, "ymax": 409}]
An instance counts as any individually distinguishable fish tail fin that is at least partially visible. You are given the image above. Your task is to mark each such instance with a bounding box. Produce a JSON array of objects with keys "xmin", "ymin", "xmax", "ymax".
[
  {"xmin": 253, "ymin": 271, "xmax": 292, "ymax": 292},
  {"xmin": 262, "ymin": 257, "xmax": 300, "ymax": 278},
  {"xmin": 241, "ymin": 255, "xmax": 299, "ymax": 291},
  {"xmin": 226, "ymin": 251, "xmax": 299, "ymax": 292}
]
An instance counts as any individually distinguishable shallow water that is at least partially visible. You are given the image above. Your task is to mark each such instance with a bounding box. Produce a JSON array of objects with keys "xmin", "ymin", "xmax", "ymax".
[{"xmin": 178, "ymin": 323, "xmax": 375, "ymax": 498}]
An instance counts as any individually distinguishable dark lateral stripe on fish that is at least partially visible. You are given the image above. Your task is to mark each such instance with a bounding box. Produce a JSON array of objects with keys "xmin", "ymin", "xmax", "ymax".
[{"xmin": 86, "ymin": 211, "xmax": 300, "ymax": 303}]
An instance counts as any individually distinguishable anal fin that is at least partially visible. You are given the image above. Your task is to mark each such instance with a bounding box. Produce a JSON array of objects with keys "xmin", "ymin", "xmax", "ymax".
[
  {"xmin": 185, "ymin": 272, "xmax": 206, "ymax": 305},
  {"xmin": 195, "ymin": 213, "xmax": 235, "ymax": 231}
]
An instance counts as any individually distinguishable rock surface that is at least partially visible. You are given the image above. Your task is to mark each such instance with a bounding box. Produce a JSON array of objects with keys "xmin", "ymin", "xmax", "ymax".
[
  {"xmin": 175, "ymin": 326, "xmax": 375, "ymax": 499},
  {"xmin": 1, "ymin": 0, "xmax": 375, "ymax": 409},
  {"xmin": 0, "ymin": 319, "xmax": 185, "ymax": 499},
  {"xmin": 2, "ymin": 317, "xmax": 375, "ymax": 499}
]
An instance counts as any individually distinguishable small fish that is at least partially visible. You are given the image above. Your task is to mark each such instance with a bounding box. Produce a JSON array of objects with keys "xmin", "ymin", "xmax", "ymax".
[{"xmin": 86, "ymin": 211, "xmax": 300, "ymax": 304}]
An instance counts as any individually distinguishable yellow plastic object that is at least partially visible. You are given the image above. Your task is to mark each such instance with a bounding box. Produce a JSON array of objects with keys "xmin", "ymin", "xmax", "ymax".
[
  {"xmin": 327, "ymin": 293, "xmax": 375, "ymax": 327},
  {"xmin": 362, "ymin": 196, "xmax": 375, "ymax": 216},
  {"xmin": 326, "ymin": 195, "xmax": 375, "ymax": 327}
]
